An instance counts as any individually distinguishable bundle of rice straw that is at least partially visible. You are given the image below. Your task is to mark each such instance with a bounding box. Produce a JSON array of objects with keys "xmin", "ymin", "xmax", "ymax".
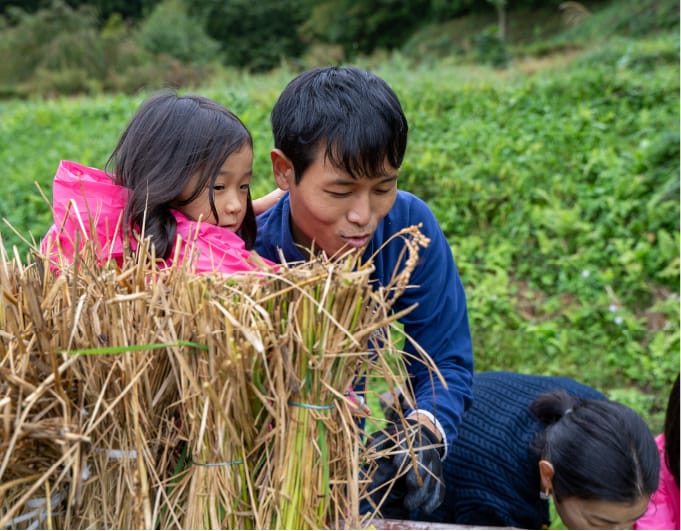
[
  {"xmin": 0, "ymin": 224, "xmax": 436, "ymax": 530},
  {"xmin": 1, "ymin": 236, "xmax": 185, "ymax": 529}
]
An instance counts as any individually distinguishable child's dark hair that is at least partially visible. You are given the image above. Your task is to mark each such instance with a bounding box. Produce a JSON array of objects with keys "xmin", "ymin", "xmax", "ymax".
[
  {"xmin": 270, "ymin": 66, "xmax": 408, "ymax": 183},
  {"xmin": 664, "ymin": 374, "xmax": 679, "ymax": 487},
  {"xmin": 106, "ymin": 91, "xmax": 256, "ymax": 258},
  {"xmin": 530, "ymin": 390, "xmax": 659, "ymax": 503}
]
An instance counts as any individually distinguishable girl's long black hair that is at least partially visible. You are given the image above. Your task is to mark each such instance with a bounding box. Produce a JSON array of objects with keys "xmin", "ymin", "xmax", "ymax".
[{"xmin": 107, "ymin": 91, "xmax": 256, "ymax": 259}]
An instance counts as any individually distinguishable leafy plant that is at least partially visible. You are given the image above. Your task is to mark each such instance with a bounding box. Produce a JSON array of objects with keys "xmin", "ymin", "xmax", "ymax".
[
  {"xmin": 138, "ymin": 0, "xmax": 220, "ymax": 64},
  {"xmin": 0, "ymin": 29, "xmax": 677, "ymax": 462}
]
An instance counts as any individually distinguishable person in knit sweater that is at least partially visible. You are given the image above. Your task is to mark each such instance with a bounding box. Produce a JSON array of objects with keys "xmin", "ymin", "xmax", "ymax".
[
  {"xmin": 635, "ymin": 373, "xmax": 680, "ymax": 530},
  {"xmin": 406, "ymin": 372, "xmax": 660, "ymax": 529}
]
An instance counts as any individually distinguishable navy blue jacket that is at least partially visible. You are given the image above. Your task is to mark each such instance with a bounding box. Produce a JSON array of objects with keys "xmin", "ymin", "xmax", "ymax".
[{"xmin": 256, "ymin": 190, "xmax": 474, "ymax": 450}]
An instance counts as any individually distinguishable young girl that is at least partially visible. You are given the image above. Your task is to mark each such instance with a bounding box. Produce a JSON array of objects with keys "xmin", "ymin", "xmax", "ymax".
[{"xmin": 42, "ymin": 91, "xmax": 280, "ymax": 274}]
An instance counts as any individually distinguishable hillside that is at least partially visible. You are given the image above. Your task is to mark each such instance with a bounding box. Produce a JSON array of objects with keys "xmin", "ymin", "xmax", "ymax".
[{"xmin": 0, "ymin": 0, "xmax": 678, "ymax": 456}]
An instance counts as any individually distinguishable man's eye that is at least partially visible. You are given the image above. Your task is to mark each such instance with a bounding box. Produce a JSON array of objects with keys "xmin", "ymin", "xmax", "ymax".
[
  {"xmin": 374, "ymin": 188, "xmax": 392, "ymax": 195},
  {"xmin": 327, "ymin": 191, "xmax": 351, "ymax": 198}
]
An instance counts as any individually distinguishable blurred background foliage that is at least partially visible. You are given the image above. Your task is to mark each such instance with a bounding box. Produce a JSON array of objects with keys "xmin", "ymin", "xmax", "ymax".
[{"xmin": 0, "ymin": 0, "xmax": 678, "ymax": 97}]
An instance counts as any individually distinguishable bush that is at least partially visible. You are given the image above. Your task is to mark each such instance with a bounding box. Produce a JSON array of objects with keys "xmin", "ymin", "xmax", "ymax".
[
  {"xmin": 301, "ymin": 0, "xmax": 431, "ymax": 58},
  {"xmin": 0, "ymin": 0, "xmax": 225, "ymax": 97},
  {"xmin": 194, "ymin": 0, "xmax": 311, "ymax": 72},
  {"xmin": 390, "ymin": 36, "xmax": 679, "ymax": 421},
  {"xmin": 471, "ymin": 25, "xmax": 509, "ymax": 67},
  {"xmin": 138, "ymin": 0, "xmax": 221, "ymax": 65},
  {"xmin": 0, "ymin": 0, "xmax": 104, "ymax": 96}
]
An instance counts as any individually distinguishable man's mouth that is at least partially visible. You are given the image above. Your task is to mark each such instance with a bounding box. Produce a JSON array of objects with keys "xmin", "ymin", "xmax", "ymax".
[{"xmin": 341, "ymin": 234, "xmax": 371, "ymax": 248}]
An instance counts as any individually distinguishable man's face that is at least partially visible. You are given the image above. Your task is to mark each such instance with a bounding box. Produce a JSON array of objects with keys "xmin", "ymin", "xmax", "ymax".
[{"xmin": 284, "ymin": 150, "xmax": 398, "ymax": 257}]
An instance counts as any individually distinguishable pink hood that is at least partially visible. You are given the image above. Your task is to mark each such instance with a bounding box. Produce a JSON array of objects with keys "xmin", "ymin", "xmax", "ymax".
[{"xmin": 42, "ymin": 160, "xmax": 270, "ymax": 274}]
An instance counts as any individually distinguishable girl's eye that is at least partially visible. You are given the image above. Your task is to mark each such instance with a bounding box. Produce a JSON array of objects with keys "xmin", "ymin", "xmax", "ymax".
[
  {"xmin": 240, "ymin": 183, "xmax": 250, "ymax": 191},
  {"xmin": 213, "ymin": 184, "xmax": 225, "ymax": 191}
]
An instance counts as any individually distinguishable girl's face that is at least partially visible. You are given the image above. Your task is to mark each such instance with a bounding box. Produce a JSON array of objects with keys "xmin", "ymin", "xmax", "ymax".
[
  {"xmin": 554, "ymin": 494, "xmax": 649, "ymax": 529},
  {"xmin": 177, "ymin": 146, "xmax": 253, "ymax": 231}
]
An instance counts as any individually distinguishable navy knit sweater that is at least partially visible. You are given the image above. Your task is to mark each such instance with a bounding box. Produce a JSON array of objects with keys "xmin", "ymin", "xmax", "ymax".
[{"xmin": 419, "ymin": 371, "xmax": 605, "ymax": 529}]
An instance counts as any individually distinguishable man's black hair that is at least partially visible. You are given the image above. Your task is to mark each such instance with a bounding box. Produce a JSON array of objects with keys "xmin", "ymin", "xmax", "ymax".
[{"xmin": 271, "ymin": 66, "xmax": 408, "ymax": 183}]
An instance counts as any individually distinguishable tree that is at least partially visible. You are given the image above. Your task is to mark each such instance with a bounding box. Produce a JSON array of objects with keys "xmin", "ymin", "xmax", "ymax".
[
  {"xmin": 1, "ymin": 0, "xmax": 161, "ymax": 24},
  {"xmin": 486, "ymin": 0, "xmax": 507, "ymax": 42},
  {"xmin": 192, "ymin": 0, "xmax": 312, "ymax": 71},
  {"xmin": 301, "ymin": 0, "xmax": 431, "ymax": 57},
  {"xmin": 139, "ymin": 0, "xmax": 220, "ymax": 64}
]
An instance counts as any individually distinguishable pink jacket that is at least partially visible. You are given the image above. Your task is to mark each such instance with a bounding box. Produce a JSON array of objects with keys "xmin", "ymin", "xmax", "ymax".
[
  {"xmin": 42, "ymin": 160, "xmax": 270, "ymax": 274},
  {"xmin": 635, "ymin": 433, "xmax": 680, "ymax": 530}
]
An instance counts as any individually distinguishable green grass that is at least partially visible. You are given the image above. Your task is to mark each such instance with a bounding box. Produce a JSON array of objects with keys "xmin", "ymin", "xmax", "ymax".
[
  {"xmin": 0, "ymin": 3, "xmax": 677, "ymax": 529},
  {"xmin": 0, "ymin": 28, "xmax": 678, "ymax": 492}
]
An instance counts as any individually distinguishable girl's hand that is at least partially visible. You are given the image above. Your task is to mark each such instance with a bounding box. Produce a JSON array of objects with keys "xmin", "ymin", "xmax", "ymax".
[{"xmin": 253, "ymin": 188, "xmax": 285, "ymax": 215}]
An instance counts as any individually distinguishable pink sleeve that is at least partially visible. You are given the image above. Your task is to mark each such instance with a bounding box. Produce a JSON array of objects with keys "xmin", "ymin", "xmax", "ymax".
[
  {"xmin": 172, "ymin": 212, "xmax": 274, "ymax": 274},
  {"xmin": 43, "ymin": 161, "xmax": 273, "ymax": 274},
  {"xmin": 635, "ymin": 434, "xmax": 680, "ymax": 530}
]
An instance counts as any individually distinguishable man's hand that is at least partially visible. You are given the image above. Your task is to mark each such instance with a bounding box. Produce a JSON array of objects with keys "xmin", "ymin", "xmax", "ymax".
[{"xmin": 366, "ymin": 418, "xmax": 445, "ymax": 516}]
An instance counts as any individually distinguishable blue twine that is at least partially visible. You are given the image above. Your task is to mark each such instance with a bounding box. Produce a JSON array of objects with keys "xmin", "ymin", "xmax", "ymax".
[
  {"xmin": 191, "ymin": 459, "xmax": 244, "ymax": 467},
  {"xmin": 288, "ymin": 400, "xmax": 336, "ymax": 410}
]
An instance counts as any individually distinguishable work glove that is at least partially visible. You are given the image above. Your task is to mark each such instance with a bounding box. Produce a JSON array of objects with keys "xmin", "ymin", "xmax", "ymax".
[{"xmin": 366, "ymin": 418, "xmax": 445, "ymax": 517}]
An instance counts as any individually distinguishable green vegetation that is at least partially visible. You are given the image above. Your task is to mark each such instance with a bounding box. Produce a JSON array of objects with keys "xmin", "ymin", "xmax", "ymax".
[
  {"xmin": 0, "ymin": 8, "xmax": 678, "ymax": 525},
  {"xmin": 0, "ymin": 0, "xmax": 677, "ymax": 97},
  {"xmin": 396, "ymin": 36, "xmax": 679, "ymax": 404},
  {"xmin": 2, "ymin": 28, "xmax": 677, "ymax": 441}
]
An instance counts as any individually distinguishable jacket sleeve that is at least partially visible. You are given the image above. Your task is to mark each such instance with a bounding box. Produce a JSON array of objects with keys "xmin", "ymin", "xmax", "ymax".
[
  {"xmin": 393, "ymin": 199, "xmax": 474, "ymax": 455},
  {"xmin": 635, "ymin": 435, "xmax": 679, "ymax": 530},
  {"xmin": 173, "ymin": 212, "xmax": 274, "ymax": 274},
  {"xmin": 41, "ymin": 160, "xmax": 128, "ymax": 264},
  {"xmin": 635, "ymin": 478, "xmax": 678, "ymax": 530}
]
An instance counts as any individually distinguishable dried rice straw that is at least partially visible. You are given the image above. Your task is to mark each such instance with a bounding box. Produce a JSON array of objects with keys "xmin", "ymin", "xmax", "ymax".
[{"xmin": 1, "ymin": 224, "xmax": 438, "ymax": 530}]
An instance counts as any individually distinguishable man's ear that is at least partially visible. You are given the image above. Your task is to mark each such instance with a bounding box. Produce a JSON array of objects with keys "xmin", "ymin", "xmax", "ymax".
[
  {"xmin": 271, "ymin": 149, "xmax": 295, "ymax": 191},
  {"xmin": 538, "ymin": 460, "xmax": 555, "ymax": 493}
]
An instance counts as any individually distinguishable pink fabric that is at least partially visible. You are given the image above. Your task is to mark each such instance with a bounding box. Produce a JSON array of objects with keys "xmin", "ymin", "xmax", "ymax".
[
  {"xmin": 42, "ymin": 160, "xmax": 271, "ymax": 274},
  {"xmin": 635, "ymin": 434, "xmax": 680, "ymax": 530}
]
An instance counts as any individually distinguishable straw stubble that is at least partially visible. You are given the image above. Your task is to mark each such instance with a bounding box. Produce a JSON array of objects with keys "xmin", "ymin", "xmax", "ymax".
[{"xmin": 1, "ymin": 224, "xmax": 437, "ymax": 529}]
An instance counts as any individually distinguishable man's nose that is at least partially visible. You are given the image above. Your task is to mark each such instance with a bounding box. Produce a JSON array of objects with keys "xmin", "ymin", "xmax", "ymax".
[{"xmin": 347, "ymin": 194, "xmax": 370, "ymax": 225}]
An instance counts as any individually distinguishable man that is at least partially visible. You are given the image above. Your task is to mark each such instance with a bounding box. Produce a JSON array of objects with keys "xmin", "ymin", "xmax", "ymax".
[{"xmin": 256, "ymin": 65, "xmax": 474, "ymax": 517}]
